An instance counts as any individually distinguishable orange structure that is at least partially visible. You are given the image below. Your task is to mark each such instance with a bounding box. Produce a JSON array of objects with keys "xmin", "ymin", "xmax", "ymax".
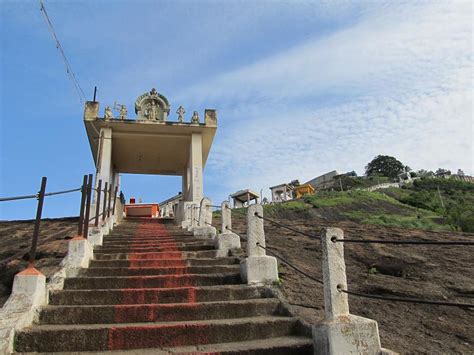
[
  {"xmin": 294, "ymin": 183, "xmax": 315, "ymax": 199},
  {"xmin": 124, "ymin": 203, "xmax": 160, "ymax": 218}
]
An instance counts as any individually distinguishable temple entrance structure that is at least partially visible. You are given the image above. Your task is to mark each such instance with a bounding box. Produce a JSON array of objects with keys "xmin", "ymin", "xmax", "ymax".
[{"xmin": 83, "ymin": 88, "xmax": 217, "ymax": 227}]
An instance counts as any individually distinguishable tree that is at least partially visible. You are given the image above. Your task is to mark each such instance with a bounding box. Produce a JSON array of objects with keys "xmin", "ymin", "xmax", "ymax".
[
  {"xmin": 435, "ymin": 168, "xmax": 451, "ymax": 176},
  {"xmin": 365, "ymin": 155, "xmax": 405, "ymax": 179}
]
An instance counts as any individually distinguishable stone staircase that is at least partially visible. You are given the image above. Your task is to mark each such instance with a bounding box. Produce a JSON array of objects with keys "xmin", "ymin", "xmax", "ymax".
[{"xmin": 14, "ymin": 218, "xmax": 313, "ymax": 353}]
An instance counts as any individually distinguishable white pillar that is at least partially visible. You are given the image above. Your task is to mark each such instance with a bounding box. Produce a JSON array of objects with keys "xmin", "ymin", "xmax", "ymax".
[
  {"xmin": 221, "ymin": 200, "xmax": 232, "ymax": 233},
  {"xmin": 312, "ymin": 228, "xmax": 382, "ymax": 355},
  {"xmin": 240, "ymin": 205, "xmax": 278, "ymax": 284},
  {"xmin": 188, "ymin": 133, "xmax": 203, "ymax": 203},
  {"xmin": 192, "ymin": 198, "xmax": 217, "ymax": 239},
  {"xmin": 215, "ymin": 201, "xmax": 240, "ymax": 257},
  {"xmin": 94, "ymin": 128, "xmax": 112, "ymax": 215}
]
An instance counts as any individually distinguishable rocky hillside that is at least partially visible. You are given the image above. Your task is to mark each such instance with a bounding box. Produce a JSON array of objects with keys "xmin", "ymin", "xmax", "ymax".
[{"xmin": 1, "ymin": 208, "xmax": 472, "ymax": 353}]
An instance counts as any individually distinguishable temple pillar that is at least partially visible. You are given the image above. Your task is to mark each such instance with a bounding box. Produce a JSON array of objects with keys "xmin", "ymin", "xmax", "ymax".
[
  {"xmin": 188, "ymin": 132, "xmax": 203, "ymax": 203},
  {"xmin": 94, "ymin": 127, "xmax": 113, "ymax": 215}
]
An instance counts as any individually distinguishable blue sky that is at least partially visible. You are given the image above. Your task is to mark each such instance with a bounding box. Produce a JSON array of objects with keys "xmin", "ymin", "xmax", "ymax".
[{"xmin": 0, "ymin": 0, "xmax": 472, "ymax": 220}]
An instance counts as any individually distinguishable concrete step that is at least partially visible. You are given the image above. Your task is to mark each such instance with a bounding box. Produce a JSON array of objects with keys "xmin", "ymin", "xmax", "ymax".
[
  {"xmin": 15, "ymin": 316, "xmax": 300, "ymax": 352},
  {"xmin": 63, "ymin": 273, "xmax": 241, "ymax": 289},
  {"xmin": 82, "ymin": 265, "xmax": 240, "ymax": 277},
  {"xmin": 100, "ymin": 240, "xmax": 206, "ymax": 247},
  {"xmin": 39, "ymin": 299, "xmax": 281, "ymax": 324},
  {"xmin": 49, "ymin": 285, "xmax": 267, "ymax": 306},
  {"xmin": 107, "ymin": 232, "xmax": 194, "ymax": 238},
  {"xmin": 101, "ymin": 238, "xmax": 198, "ymax": 244},
  {"xmin": 94, "ymin": 250, "xmax": 216, "ymax": 260},
  {"xmin": 94, "ymin": 244, "xmax": 215, "ymax": 253},
  {"xmin": 89, "ymin": 256, "xmax": 239, "ymax": 268},
  {"xmin": 15, "ymin": 336, "xmax": 313, "ymax": 354}
]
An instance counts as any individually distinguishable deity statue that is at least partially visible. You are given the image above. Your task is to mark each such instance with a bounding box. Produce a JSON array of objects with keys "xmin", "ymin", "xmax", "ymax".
[
  {"xmin": 104, "ymin": 106, "xmax": 113, "ymax": 120},
  {"xmin": 119, "ymin": 105, "xmax": 127, "ymax": 120},
  {"xmin": 176, "ymin": 106, "xmax": 185, "ymax": 123},
  {"xmin": 145, "ymin": 101, "xmax": 159, "ymax": 120},
  {"xmin": 191, "ymin": 111, "xmax": 200, "ymax": 123}
]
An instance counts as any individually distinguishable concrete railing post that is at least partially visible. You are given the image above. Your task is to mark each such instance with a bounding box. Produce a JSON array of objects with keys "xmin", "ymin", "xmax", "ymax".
[
  {"xmin": 191, "ymin": 198, "xmax": 216, "ymax": 239},
  {"xmin": 321, "ymin": 228, "xmax": 349, "ymax": 319},
  {"xmin": 221, "ymin": 200, "xmax": 232, "ymax": 233},
  {"xmin": 313, "ymin": 227, "xmax": 383, "ymax": 355},
  {"xmin": 240, "ymin": 204, "xmax": 278, "ymax": 284},
  {"xmin": 0, "ymin": 267, "xmax": 47, "ymax": 353},
  {"xmin": 215, "ymin": 201, "xmax": 240, "ymax": 257}
]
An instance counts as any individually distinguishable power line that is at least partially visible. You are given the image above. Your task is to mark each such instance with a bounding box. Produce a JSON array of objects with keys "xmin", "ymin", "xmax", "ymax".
[{"xmin": 38, "ymin": 0, "xmax": 86, "ymax": 103}]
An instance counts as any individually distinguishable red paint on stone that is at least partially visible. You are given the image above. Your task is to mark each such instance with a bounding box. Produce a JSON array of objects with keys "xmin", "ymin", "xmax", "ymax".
[
  {"xmin": 17, "ymin": 267, "xmax": 44, "ymax": 276},
  {"xmin": 128, "ymin": 259, "xmax": 186, "ymax": 268},
  {"xmin": 110, "ymin": 220, "xmax": 204, "ymax": 349}
]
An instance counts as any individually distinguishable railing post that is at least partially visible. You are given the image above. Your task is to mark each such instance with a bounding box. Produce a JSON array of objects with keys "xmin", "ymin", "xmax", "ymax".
[
  {"xmin": 221, "ymin": 201, "xmax": 231, "ymax": 233},
  {"xmin": 247, "ymin": 204, "xmax": 266, "ymax": 257},
  {"xmin": 320, "ymin": 228, "xmax": 349, "ymax": 319},
  {"xmin": 94, "ymin": 179, "xmax": 102, "ymax": 227},
  {"xmin": 240, "ymin": 204, "xmax": 278, "ymax": 284},
  {"xmin": 313, "ymin": 228, "xmax": 382, "ymax": 355},
  {"xmin": 107, "ymin": 184, "xmax": 112, "ymax": 218},
  {"xmin": 77, "ymin": 175, "xmax": 88, "ymax": 236},
  {"xmin": 29, "ymin": 177, "xmax": 47, "ymax": 267},
  {"xmin": 199, "ymin": 197, "xmax": 212, "ymax": 226},
  {"xmin": 112, "ymin": 186, "xmax": 118, "ymax": 215},
  {"xmin": 83, "ymin": 174, "xmax": 93, "ymax": 239},
  {"xmin": 102, "ymin": 182, "xmax": 108, "ymax": 222},
  {"xmin": 215, "ymin": 201, "xmax": 240, "ymax": 258}
]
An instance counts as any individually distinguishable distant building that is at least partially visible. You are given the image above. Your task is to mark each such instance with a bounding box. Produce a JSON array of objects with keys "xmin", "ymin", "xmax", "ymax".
[
  {"xmin": 293, "ymin": 184, "xmax": 315, "ymax": 198},
  {"xmin": 305, "ymin": 170, "xmax": 339, "ymax": 190},
  {"xmin": 230, "ymin": 189, "xmax": 260, "ymax": 208},
  {"xmin": 269, "ymin": 183, "xmax": 294, "ymax": 203}
]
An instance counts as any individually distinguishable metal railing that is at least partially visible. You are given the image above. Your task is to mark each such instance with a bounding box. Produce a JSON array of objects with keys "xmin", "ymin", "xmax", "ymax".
[{"xmin": 0, "ymin": 174, "xmax": 124, "ymax": 267}]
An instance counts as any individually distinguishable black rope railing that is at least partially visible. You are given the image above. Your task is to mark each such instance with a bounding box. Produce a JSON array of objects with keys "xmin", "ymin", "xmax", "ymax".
[
  {"xmin": 197, "ymin": 204, "xmax": 473, "ymax": 309},
  {"xmin": 0, "ymin": 186, "xmax": 81, "ymax": 202},
  {"xmin": 1, "ymin": 173, "xmax": 126, "ymax": 267},
  {"xmin": 332, "ymin": 238, "xmax": 474, "ymax": 246},
  {"xmin": 254, "ymin": 213, "xmax": 320, "ymax": 239},
  {"xmin": 337, "ymin": 287, "xmax": 474, "ymax": 308},
  {"xmin": 256, "ymin": 242, "xmax": 323, "ymax": 285}
]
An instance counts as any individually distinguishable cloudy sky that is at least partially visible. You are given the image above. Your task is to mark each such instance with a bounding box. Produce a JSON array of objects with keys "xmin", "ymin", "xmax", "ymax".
[{"xmin": 0, "ymin": 0, "xmax": 472, "ymax": 219}]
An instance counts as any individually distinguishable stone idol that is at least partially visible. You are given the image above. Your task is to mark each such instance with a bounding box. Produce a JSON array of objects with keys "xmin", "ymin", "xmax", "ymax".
[{"xmin": 134, "ymin": 88, "xmax": 170, "ymax": 122}]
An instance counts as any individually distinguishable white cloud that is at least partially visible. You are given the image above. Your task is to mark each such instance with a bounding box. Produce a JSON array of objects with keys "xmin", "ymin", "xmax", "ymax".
[{"xmin": 196, "ymin": 1, "xmax": 473, "ymax": 201}]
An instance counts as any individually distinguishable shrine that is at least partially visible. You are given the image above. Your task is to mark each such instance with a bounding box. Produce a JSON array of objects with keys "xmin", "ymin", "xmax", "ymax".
[{"xmin": 83, "ymin": 88, "xmax": 217, "ymax": 226}]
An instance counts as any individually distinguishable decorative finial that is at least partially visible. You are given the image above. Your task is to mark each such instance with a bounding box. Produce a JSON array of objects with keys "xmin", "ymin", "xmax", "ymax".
[
  {"xmin": 176, "ymin": 106, "xmax": 185, "ymax": 123},
  {"xmin": 104, "ymin": 106, "xmax": 113, "ymax": 120},
  {"xmin": 191, "ymin": 111, "xmax": 200, "ymax": 123},
  {"xmin": 114, "ymin": 102, "xmax": 127, "ymax": 120}
]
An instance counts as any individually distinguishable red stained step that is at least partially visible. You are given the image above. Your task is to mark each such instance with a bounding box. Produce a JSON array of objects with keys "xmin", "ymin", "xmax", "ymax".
[
  {"xmin": 39, "ymin": 299, "xmax": 281, "ymax": 324},
  {"xmin": 63, "ymin": 273, "xmax": 241, "ymax": 289},
  {"xmin": 15, "ymin": 316, "xmax": 300, "ymax": 352},
  {"xmin": 49, "ymin": 285, "xmax": 268, "ymax": 306},
  {"xmin": 82, "ymin": 265, "xmax": 240, "ymax": 277}
]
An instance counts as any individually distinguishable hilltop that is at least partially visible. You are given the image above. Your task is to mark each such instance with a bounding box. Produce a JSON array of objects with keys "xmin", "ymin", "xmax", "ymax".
[{"xmin": 263, "ymin": 177, "xmax": 474, "ymax": 232}]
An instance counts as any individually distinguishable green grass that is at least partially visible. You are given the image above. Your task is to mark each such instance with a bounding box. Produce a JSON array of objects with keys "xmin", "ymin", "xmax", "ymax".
[{"xmin": 303, "ymin": 190, "xmax": 397, "ymax": 208}]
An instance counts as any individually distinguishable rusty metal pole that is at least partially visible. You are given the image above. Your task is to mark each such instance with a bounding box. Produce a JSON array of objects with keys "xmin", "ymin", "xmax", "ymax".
[
  {"xmin": 94, "ymin": 179, "xmax": 102, "ymax": 227},
  {"xmin": 112, "ymin": 186, "xmax": 118, "ymax": 215},
  {"xmin": 29, "ymin": 177, "xmax": 47, "ymax": 268},
  {"xmin": 107, "ymin": 184, "xmax": 113, "ymax": 218},
  {"xmin": 102, "ymin": 182, "xmax": 108, "ymax": 222},
  {"xmin": 77, "ymin": 175, "xmax": 87, "ymax": 236},
  {"xmin": 83, "ymin": 174, "xmax": 93, "ymax": 239}
]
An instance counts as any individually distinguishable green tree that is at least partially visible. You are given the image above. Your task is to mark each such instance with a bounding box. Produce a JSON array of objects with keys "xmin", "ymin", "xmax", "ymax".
[{"xmin": 365, "ymin": 155, "xmax": 405, "ymax": 179}]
